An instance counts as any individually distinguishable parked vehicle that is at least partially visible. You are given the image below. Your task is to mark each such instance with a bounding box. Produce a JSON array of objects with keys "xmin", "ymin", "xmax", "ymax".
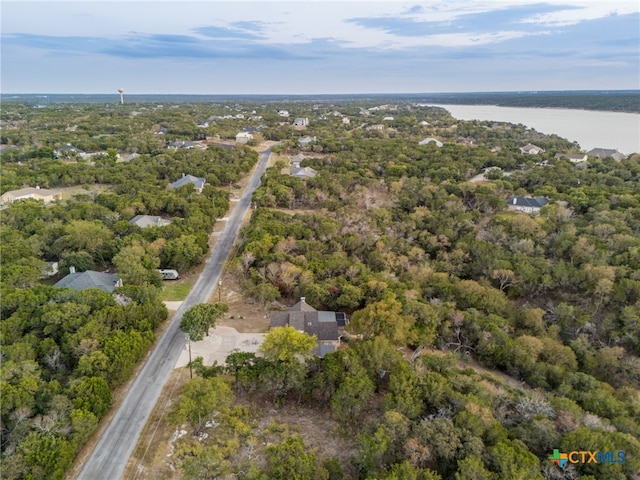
[{"xmin": 157, "ymin": 269, "xmax": 180, "ymax": 280}]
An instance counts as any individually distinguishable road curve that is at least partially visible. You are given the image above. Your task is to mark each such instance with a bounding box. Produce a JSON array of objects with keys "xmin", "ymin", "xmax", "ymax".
[{"xmin": 75, "ymin": 147, "xmax": 272, "ymax": 480}]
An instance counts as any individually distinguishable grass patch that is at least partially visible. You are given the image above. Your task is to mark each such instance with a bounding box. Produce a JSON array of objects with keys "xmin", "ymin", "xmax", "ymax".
[{"xmin": 159, "ymin": 279, "xmax": 194, "ymax": 301}]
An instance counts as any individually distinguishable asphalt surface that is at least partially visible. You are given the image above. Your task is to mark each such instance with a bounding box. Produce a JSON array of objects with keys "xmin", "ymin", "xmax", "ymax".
[{"xmin": 75, "ymin": 147, "xmax": 271, "ymax": 480}]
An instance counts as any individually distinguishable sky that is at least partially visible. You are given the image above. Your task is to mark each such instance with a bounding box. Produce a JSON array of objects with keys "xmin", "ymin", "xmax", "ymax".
[{"xmin": 1, "ymin": 0, "xmax": 639, "ymax": 94}]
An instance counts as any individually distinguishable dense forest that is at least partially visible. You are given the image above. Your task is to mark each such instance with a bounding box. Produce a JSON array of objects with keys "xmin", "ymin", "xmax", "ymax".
[{"xmin": 1, "ymin": 99, "xmax": 639, "ymax": 479}]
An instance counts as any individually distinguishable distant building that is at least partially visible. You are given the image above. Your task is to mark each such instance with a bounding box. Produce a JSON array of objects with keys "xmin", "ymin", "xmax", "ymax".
[
  {"xmin": 298, "ymin": 136, "xmax": 317, "ymax": 147},
  {"xmin": 506, "ymin": 196, "xmax": 549, "ymax": 214},
  {"xmin": 586, "ymin": 148, "xmax": 626, "ymax": 161},
  {"xmin": 235, "ymin": 131, "xmax": 254, "ymax": 144},
  {"xmin": 520, "ymin": 144, "xmax": 545, "ymax": 155},
  {"xmin": 555, "ymin": 153, "xmax": 588, "ymax": 163},
  {"xmin": 53, "ymin": 269, "xmax": 122, "ymax": 293},
  {"xmin": 167, "ymin": 140, "xmax": 204, "ymax": 150},
  {"xmin": 366, "ymin": 124, "xmax": 384, "ymax": 131},
  {"xmin": 293, "ymin": 117, "xmax": 309, "ymax": 127},
  {"xmin": 419, "ymin": 137, "xmax": 443, "ymax": 147},
  {"xmin": 0, "ymin": 187, "xmax": 62, "ymax": 207},
  {"xmin": 129, "ymin": 215, "xmax": 172, "ymax": 228},
  {"xmin": 54, "ymin": 144, "xmax": 84, "ymax": 159},
  {"xmin": 269, "ymin": 298, "xmax": 347, "ymax": 357},
  {"xmin": 169, "ymin": 174, "xmax": 206, "ymax": 193},
  {"xmin": 277, "ymin": 110, "xmax": 290, "ymax": 117}
]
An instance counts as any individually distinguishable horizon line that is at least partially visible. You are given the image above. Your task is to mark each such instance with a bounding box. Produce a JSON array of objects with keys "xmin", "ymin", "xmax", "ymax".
[{"xmin": 2, "ymin": 89, "xmax": 639, "ymax": 96}]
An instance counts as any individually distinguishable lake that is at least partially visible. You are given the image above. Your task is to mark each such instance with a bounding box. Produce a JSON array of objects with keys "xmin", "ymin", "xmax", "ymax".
[{"xmin": 428, "ymin": 104, "xmax": 640, "ymax": 155}]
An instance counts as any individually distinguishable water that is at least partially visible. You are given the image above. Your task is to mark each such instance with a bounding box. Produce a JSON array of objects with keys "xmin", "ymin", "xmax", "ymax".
[{"xmin": 429, "ymin": 104, "xmax": 640, "ymax": 155}]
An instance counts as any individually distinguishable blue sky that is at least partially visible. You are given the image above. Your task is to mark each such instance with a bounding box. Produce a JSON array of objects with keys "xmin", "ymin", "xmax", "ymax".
[{"xmin": 1, "ymin": 1, "xmax": 638, "ymax": 94}]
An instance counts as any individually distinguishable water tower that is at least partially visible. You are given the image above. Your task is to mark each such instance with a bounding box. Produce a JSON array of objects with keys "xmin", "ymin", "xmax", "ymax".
[{"xmin": 117, "ymin": 87, "xmax": 124, "ymax": 104}]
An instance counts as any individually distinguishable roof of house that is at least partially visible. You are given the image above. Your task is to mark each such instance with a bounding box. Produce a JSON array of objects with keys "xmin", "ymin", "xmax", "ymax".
[
  {"xmin": 129, "ymin": 215, "xmax": 172, "ymax": 228},
  {"xmin": 520, "ymin": 143, "xmax": 544, "ymax": 153},
  {"xmin": 586, "ymin": 148, "xmax": 626, "ymax": 160},
  {"xmin": 506, "ymin": 196, "xmax": 549, "ymax": 208},
  {"xmin": 298, "ymin": 136, "xmax": 317, "ymax": 145},
  {"xmin": 291, "ymin": 166, "xmax": 318, "ymax": 178},
  {"xmin": 0, "ymin": 187, "xmax": 61, "ymax": 204},
  {"xmin": 53, "ymin": 270, "xmax": 121, "ymax": 293},
  {"xmin": 419, "ymin": 138, "xmax": 443, "ymax": 147},
  {"xmin": 169, "ymin": 174, "xmax": 206, "ymax": 190},
  {"xmin": 269, "ymin": 299, "xmax": 342, "ymax": 345},
  {"xmin": 555, "ymin": 153, "xmax": 588, "ymax": 161}
]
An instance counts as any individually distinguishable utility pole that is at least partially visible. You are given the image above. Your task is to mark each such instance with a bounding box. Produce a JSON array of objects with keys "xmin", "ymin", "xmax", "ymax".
[
  {"xmin": 186, "ymin": 335, "xmax": 192, "ymax": 379},
  {"xmin": 218, "ymin": 280, "xmax": 222, "ymax": 302}
]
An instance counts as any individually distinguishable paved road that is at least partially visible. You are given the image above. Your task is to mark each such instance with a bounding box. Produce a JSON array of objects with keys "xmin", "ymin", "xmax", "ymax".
[{"xmin": 76, "ymin": 147, "xmax": 271, "ymax": 480}]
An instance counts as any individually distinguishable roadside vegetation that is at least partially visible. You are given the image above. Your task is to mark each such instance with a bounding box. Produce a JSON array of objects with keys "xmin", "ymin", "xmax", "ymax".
[{"xmin": 1, "ymin": 99, "xmax": 639, "ymax": 479}]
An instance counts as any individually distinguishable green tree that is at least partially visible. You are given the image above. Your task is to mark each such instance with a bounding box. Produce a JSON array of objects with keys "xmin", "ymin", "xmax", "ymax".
[
  {"xmin": 349, "ymin": 294, "xmax": 415, "ymax": 345},
  {"xmin": 259, "ymin": 325, "xmax": 316, "ymax": 363},
  {"xmin": 265, "ymin": 435, "xmax": 328, "ymax": 480},
  {"xmin": 112, "ymin": 242, "xmax": 162, "ymax": 286},
  {"xmin": 169, "ymin": 376, "xmax": 233, "ymax": 435},
  {"xmin": 180, "ymin": 303, "xmax": 228, "ymax": 341}
]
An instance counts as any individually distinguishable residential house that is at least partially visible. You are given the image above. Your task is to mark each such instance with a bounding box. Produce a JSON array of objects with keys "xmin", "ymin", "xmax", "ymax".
[
  {"xmin": 169, "ymin": 174, "xmax": 206, "ymax": 193},
  {"xmin": 383, "ymin": 116, "xmax": 394, "ymax": 122},
  {"xmin": 366, "ymin": 124, "xmax": 384, "ymax": 131},
  {"xmin": 0, "ymin": 187, "xmax": 62, "ymax": 207},
  {"xmin": 520, "ymin": 144, "xmax": 545, "ymax": 155},
  {"xmin": 53, "ymin": 268, "xmax": 123, "ymax": 293},
  {"xmin": 167, "ymin": 140, "xmax": 204, "ymax": 150},
  {"xmin": 293, "ymin": 118, "xmax": 309, "ymax": 127},
  {"xmin": 277, "ymin": 110, "xmax": 290, "ymax": 117},
  {"xmin": 235, "ymin": 131, "xmax": 253, "ymax": 144},
  {"xmin": 419, "ymin": 121, "xmax": 431, "ymax": 126},
  {"xmin": 269, "ymin": 298, "xmax": 347, "ymax": 357},
  {"xmin": 54, "ymin": 144, "xmax": 84, "ymax": 159},
  {"xmin": 298, "ymin": 136, "xmax": 317, "ymax": 148},
  {"xmin": 586, "ymin": 148, "xmax": 626, "ymax": 161},
  {"xmin": 555, "ymin": 153, "xmax": 588, "ymax": 163},
  {"xmin": 342, "ymin": 117, "xmax": 350, "ymax": 125},
  {"xmin": 506, "ymin": 196, "xmax": 549, "ymax": 214},
  {"xmin": 129, "ymin": 215, "xmax": 172, "ymax": 228},
  {"xmin": 419, "ymin": 138, "xmax": 443, "ymax": 147}
]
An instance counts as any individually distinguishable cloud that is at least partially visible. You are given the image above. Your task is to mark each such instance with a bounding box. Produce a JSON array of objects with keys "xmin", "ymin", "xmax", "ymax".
[
  {"xmin": 1, "ymin": 1, "xmax": 638, "ymax": 94},
  {"xmin": 195, "ymin": 25, "xmax": 264, "ymax": 40}
]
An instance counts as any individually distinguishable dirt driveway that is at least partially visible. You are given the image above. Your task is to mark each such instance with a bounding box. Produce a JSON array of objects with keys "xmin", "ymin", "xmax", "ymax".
[{"xmin": 175, "ymin": 325, "xmax": 265, "ymax": 368}]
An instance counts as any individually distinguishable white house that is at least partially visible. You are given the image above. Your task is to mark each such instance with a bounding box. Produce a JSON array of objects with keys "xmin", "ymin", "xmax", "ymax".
[
  {"xmin": 293, "ymin": 117, "xmax": 309, "ymax": 127},
  {"xmin": 419, "ymin": 138, "xmax": 443, "ymax": 147},
  {"xmin": 0, "ymin": 187, "xmax": 62, "ymax": 207},
  {"xmin": 235, "ymin": 132, "xmax": 254, "ymax": 144},
  {"xmin": 520, "ymin": 144, "xmax": 545, "ymax": 155}
]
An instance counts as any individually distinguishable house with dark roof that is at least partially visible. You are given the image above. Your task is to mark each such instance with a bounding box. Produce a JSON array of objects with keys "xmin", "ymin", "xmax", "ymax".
[
  {"xmin": 169, "ymin": 174, "xmax": 206, "ymax": 193},
  {"xmin": 129, "ymin": 215, "xmax": 172, "ymax": 228},
  {"xmin": 289, "ymin": 154, "xmax": 318, "ymax": 179},
  {"xmin": 54, "ymin": 144, "xmax": 84, "ymax": 159},
  {"xmin": 586, "ymin": 148, "xmax": 626, "ymax": 161},
  {"xmin": 506, "ymin": 196, "xmax": 549, "ymax": 214},
  {"xmin": 53, "ymin": 269, "xmax": 122, "ymax": 293},
  {"xmin": 269, "ymin": 298, "xmax": 347, "ymax": 357}
]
